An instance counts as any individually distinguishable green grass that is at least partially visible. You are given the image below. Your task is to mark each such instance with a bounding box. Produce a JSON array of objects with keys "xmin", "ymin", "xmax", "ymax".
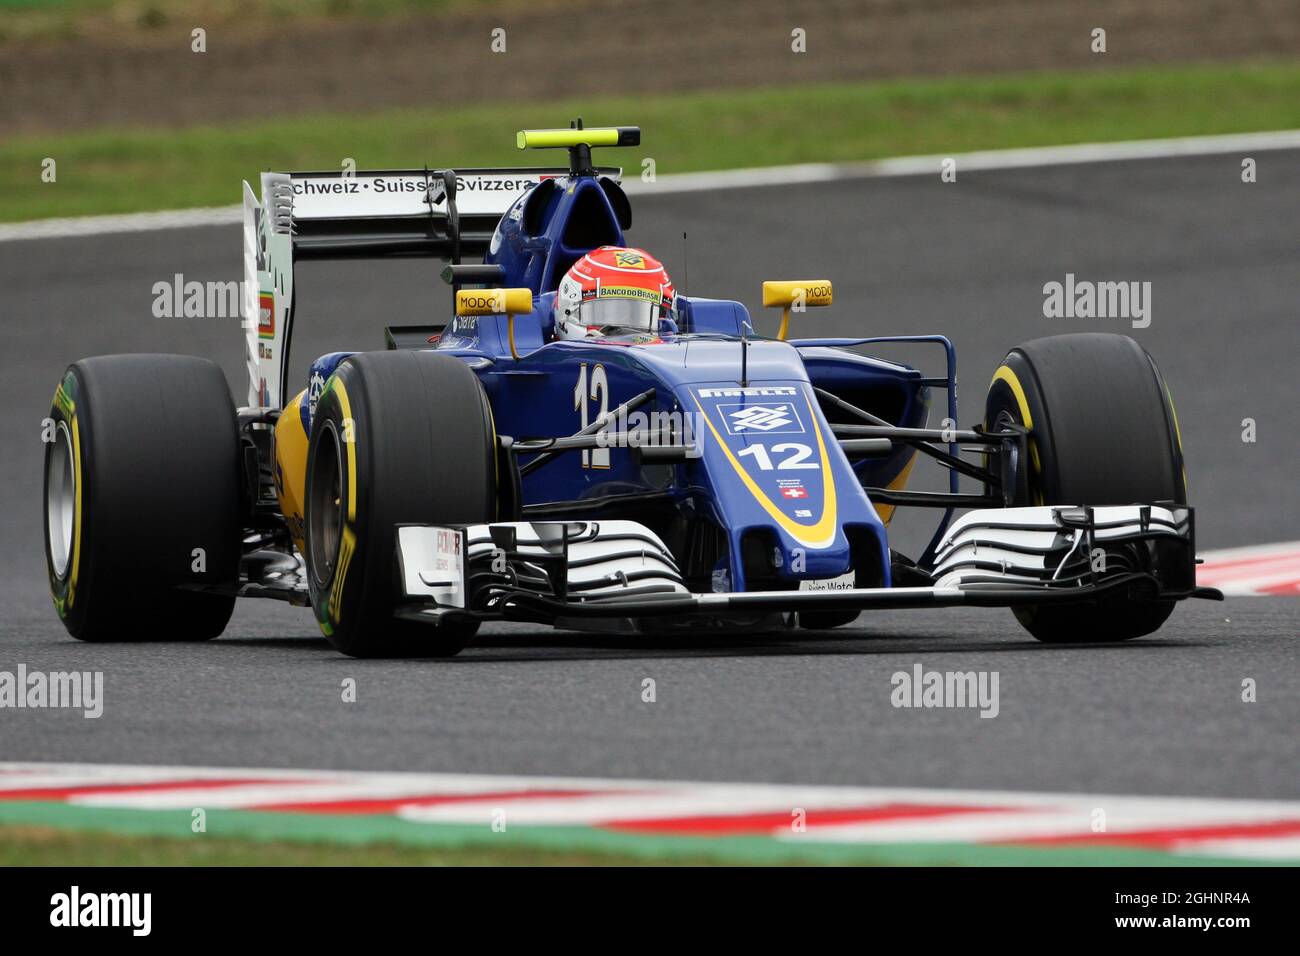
[
  {"xmin": 4, "ymin": 62, "xmax": 1299, "ymax": 223},
  {"xmin": 0, "ymin": 802, "xmax": 1282, "ymax": 867},
  {"xmin": 0, "ymin": 824, "xmax": 740, "ymax": 866}
]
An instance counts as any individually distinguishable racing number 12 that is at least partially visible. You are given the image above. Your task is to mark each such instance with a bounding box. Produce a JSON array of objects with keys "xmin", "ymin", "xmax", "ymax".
[
  {"xmin": 574, "ymin": 363, "xmax": 610, "ymax": 468},
  {"xmin": 737, "ymin": 443, "xmax": 818, "ymax": 470}
]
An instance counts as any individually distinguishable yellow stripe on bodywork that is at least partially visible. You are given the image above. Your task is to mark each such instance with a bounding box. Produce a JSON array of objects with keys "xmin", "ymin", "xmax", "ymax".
[
  {"xmin": 873, "ymin": 449, "xmax": 917, "ymax": 527},
  {"xmin": 691, "ymin": 391, "xmax": 838, "ymax": 549},
  {"xmin": 273, "ymin": 390, "xmax": 311, "ymax": 555}
]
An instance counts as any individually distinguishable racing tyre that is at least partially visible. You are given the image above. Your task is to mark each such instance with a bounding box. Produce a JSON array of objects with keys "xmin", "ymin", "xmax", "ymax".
[
  {"xmin": 985, "ymin": 333, "xmax": 1186, "ymax": 643},
  {"xmin": 305, "ymin": 351, "xmax": 496, "ymax": 657},
  {"xmin": 44, "ymin": 355, "xmax": 242, "ymax": 641}
]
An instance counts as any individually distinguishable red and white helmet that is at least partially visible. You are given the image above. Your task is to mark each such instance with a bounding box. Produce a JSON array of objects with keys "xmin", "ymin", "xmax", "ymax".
[{"xmin": 553, "ymin": 246, "xmax": 676, "ymax": 340}]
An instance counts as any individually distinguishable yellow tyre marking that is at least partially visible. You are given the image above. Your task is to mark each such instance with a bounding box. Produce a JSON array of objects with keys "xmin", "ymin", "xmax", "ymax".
[
  {"xmin": 1165, "ymin": 383, "xmax": 1188, "ymax": 496},
  {"xmin": 691, "ymin": 391, "xmax": 838, "ymax": 550},
  {"xmin": 322, "ymin": 375, "xmax": 358, "ymax": 631},
  {"xmin": 332, "ymin": 378, "xmax": 358, "ymax": 522},
  {"xmin": 50, "ymin": 381, "xmax": 84, "ymax": 612},
  {"xmin": 69, "ymin": 410, "xmax": 83, "ymax": 608},
  {"xmin": 991, "ymin": 363, "xmax": 1044, "ymax": 504},
  {"xmin": 327, "ymin": 526, "xmax": 356, "ymax": 627}
]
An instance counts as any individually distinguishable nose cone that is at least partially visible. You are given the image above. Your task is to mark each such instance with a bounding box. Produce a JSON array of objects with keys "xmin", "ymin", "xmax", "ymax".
[{"xmin": 679, "ymin": 379, "xmax": 888, "ymax": 589}]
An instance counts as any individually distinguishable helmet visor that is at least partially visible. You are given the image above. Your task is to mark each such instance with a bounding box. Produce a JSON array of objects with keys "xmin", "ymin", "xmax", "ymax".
[{"xmin": 579, "ymin": 296, "xmax": 656, "ymax": 331}]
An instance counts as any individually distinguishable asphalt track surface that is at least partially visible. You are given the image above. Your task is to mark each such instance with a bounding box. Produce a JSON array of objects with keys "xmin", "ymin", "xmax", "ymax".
[{"xmin": 2, "ymin": 153, "xmax": 1297, "ymax": 799}]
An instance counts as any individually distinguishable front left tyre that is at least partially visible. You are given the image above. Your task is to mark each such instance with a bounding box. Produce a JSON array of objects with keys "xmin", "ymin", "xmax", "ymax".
[
  {"xmin": 44, "ymin": 355, "xmax": 243, "ymax": 641},
  {"xmin": 304, "ymin": 351, "xmax": 498, "ymax": 658},
  {"xmin": 984, "ymin": 333, "xmax": 1187, "ymax": 643}
]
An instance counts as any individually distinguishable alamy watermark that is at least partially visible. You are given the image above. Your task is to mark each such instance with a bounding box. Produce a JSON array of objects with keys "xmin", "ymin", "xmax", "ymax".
[
  {"xmin": 151, "ymin": 274, "xmax": 249, "ymax": 319},
  {"xmin": 891, "ymin": 664, "xmax": 999, "ymax": 718},
  {"xmin": 595, "ymin": 405, "xmax": 704, "ymax": 457},
  {"xmin": 1043, "ymin": 273, "xmax": 1151, "ymax": 328},
  {"xmin": 50, "ymin": 886, "xmax": 150, "ymax": 936},
  {"xmin": 0, "ymin": 664, "xmax": 103, "ymax": 718}
]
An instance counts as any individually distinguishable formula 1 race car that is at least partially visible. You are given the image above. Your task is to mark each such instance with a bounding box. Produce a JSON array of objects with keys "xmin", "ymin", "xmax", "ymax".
[{"xmin": 42, "ymin": 123, "xmax": 1221, "ymax": 657}]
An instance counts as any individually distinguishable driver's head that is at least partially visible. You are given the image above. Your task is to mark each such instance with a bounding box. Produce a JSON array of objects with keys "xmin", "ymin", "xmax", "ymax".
[{"xmin": 553, "ymin": 246, "xmax": 676, "ymax": 340}]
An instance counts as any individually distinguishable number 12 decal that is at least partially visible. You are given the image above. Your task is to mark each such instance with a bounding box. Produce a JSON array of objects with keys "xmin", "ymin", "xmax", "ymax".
[
  {"xmin": 736, "ymin": 442, "xmax": 818, "ymax": 471},
  {"xmin": 573, "ymin": 363, "xmax": 610, "ymax": 469}
]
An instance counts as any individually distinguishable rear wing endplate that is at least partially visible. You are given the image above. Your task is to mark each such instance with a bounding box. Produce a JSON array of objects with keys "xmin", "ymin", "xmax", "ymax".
[{"xmin": 240, "ymin": 166, "xmax": 618, "ymax": 407}]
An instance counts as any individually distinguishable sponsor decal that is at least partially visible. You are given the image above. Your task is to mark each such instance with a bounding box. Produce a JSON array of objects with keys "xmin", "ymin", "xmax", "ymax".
[
  {"xmin": 591, "ymin": 285, "xmax": 663, "ymax": 303},
  {"xmin": 307, "ymin": 370, "xmax": 326, "ymax": 420},
  {"xmin": 397, "ymin": 526, "xmax": 466, "ymax": 608},
  {"xmin": 697, "ymin": 386, "xmax": 798, "ymax": 398},
  {"xmin": 797, "ymin": 570, "xmax": 855, "ymax": 593},
  {"xmin": 614, "ymin": 250, "xmax": 646, "ymax": 268},
  {"xmin": 258, "ymin": 292, "xmax": 275, "ymax": 339},
  {"xmin": 427, "ymin": 527, "xmax": 466, "ymax": 609},
  {"xmin": 459, "ymin": 292, "xmax": 505, "ymax": 313},
  {"xmin": 721, "ymin": 401, "xmax": 802, "ymax": 434},
  {"xmin": 290, "ymin": 176, "xmax": 544, "ymax": 197},
  {"xmin": 288, "ymin": 173, "xmax": 548, "ymax": 219},
  {"xmin": 448, "ymin": 177, "xmax": 543, "ymax": 193}
]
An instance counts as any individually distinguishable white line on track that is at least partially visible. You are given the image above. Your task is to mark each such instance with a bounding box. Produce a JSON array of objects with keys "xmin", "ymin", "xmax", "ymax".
[
  {"xmin": 3, "ymin": 129, "xmax": 1298, "ymax": 243},
  {"xmin": 625, "ymin": 129, "xmax": 1300, "ymax": 196}
]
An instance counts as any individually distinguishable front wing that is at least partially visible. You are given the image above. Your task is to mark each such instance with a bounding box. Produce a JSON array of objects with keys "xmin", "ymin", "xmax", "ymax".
[{"xmin": 393, "ymin": 505, "xmax": 1221, "ymax": 628}]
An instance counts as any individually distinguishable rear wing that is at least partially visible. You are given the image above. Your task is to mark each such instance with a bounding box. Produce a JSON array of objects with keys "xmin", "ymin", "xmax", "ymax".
[{"xmin": 241, "ymin": 166, "xmax": 619, "ymax": 407}]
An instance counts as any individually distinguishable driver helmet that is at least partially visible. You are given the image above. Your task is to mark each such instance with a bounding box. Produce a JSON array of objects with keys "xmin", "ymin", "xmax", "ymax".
[{"xmin": 553, "ymin": 246, "xmax": 676, "ymax": 340}]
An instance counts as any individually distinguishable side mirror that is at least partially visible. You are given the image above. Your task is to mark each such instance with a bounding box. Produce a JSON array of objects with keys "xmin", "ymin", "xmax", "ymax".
[
  {"xmin": 761, "ymin": 280, "xmax": 833, "ymax": 340},
  {"xmin": 455, "ymin": 288, "xmax": 534, "ymax": 359}
]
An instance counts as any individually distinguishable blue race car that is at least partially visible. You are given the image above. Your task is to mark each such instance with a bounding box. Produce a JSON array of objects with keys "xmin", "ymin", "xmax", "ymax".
[{"xmin": 43, "ymin": 124, "xmax": 1220, "ymax": 657}]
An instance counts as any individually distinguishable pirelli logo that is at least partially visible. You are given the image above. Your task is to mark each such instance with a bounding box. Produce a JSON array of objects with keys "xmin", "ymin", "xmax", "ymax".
[{"xmin": 697, "ymin": 386, "xmax": 798, "ymax": 398}]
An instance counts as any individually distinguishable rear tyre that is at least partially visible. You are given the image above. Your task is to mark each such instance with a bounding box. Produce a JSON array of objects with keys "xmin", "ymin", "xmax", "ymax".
[
  {"xmin": 305, "ymin": 351, "xmax": 496, "ymax": 658},
  {"xmin": 44, "ymin": 355, "xmax": 242, "ymax": 641},
  {"xmin": 984, "ymin": 333, "xmax": 1186, "ymax": 643}
]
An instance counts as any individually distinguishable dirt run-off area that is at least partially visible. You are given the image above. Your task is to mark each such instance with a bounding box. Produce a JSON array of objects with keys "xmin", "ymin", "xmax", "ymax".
[{"xmin": 3, "ymin": 0, "xmax": 1299, "ymax": 137}]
